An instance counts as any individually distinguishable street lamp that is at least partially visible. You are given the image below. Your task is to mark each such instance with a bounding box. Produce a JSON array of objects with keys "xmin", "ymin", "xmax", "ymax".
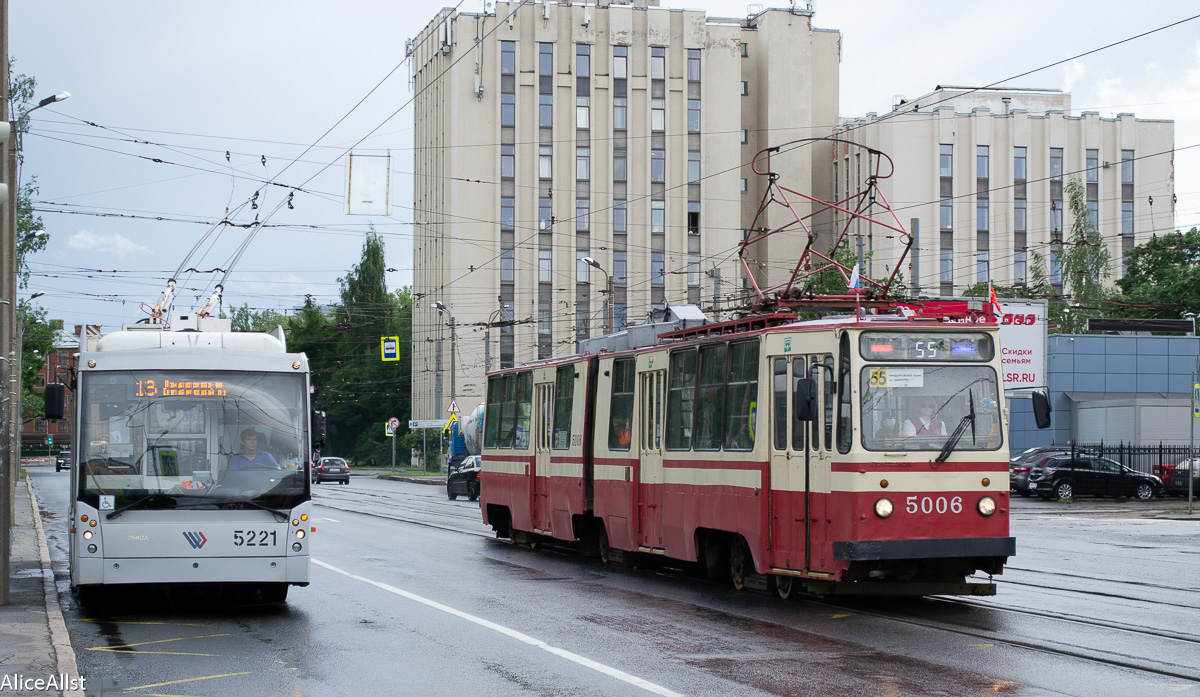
[
  {"xmin": 582, "ymin": 257, "xmax": 613, "ymax": 335},
  {"xmin": 431, "ymin": 302, "xmax": 456, "ymax": 413}
]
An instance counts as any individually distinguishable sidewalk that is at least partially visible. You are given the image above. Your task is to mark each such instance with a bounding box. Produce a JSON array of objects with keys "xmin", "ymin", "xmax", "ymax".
[{"xmin": 0, "ymin": 476, "xmax": 83, "ymax": 697}]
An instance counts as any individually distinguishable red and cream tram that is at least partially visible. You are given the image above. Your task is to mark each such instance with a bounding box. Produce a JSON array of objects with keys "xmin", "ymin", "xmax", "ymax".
[{"xmin": 479, "ymin": 308, "xmax": 1017, "ymax": 597}]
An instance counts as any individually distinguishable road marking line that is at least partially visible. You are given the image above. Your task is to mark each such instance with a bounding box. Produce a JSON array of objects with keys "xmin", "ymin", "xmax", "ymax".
[
  {"xmin": 125, "ymin": 672, "xmax": 252, "ymax": 690},
  {"xmin": 314, "ymin": 559, "xmax": 685, "ymax": 697},
  {"xmin": 87, "ymin": 633, "xmax": 230, "ymax": 654}
]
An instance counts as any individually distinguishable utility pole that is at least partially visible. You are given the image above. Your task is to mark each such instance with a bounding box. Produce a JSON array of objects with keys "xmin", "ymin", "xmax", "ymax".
[{"xmin": 1, "ymin": 0, "xmax": 14, "ymax": 604}]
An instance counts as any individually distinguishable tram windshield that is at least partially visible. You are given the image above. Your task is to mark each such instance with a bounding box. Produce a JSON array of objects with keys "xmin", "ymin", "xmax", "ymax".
[
  {"xmin": 860, "ymin": 364, "xmax": 1002, "ymax": 452},
  {"xmin": 77, "ymin": 370, "xmax": 309, "ymax": 511}
]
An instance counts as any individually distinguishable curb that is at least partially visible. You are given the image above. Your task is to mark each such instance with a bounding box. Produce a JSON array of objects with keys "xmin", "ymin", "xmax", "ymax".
[{"xmin": 27, "ymin": 479, "xmax": 84, "ymax": 697}]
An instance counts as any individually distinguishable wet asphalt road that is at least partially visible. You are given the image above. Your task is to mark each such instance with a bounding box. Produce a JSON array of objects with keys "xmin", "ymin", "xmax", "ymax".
[{"xmin": 28, "ymin": 467, "xmax": 1200, "ymax": 696}]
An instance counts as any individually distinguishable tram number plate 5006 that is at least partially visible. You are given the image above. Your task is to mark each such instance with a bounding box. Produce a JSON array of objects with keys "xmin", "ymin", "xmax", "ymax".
[
  {"xmin": 233, "ymin": 530, "xmax": 278, "ymax": 547},
  {"xmin": 905, "ymin": 496, "xmax": 962, "ymax": 515}
]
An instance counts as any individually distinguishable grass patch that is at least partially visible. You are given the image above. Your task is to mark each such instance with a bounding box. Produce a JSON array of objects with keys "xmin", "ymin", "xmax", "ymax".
[{"xmin": 19, "ymin": 468, "xmax": 27, "ymax": 480}]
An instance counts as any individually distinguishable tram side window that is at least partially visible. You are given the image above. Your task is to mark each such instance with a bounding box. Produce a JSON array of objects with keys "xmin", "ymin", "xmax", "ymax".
[
  {"xmin": 724, "ymin": 341, "xmax": 759, "ymax": 451},
  {"xmin": 497, "ymin": 375, "xmax": 517, "ymax": 448},
  {"xmin": 608, "ymin": 359, "xmax": 636, "ymax": 451},
  {"xmin": 773, "ymin": 359, "xmax": 787, "ymax": 451},
  {"xmin": 552, "ymin": 365, "xmax": 575, "ymax": 449},
  {"xmin": 695, "ymin": 344, "xmax": 727, "ymax": 451},
  {"xmin": 484, "ymin": 376, "xmax": 503, "ymax": 449},
  {"xmin": 837, "ymin": 334, "xmax": 853, "ymax": 454},
  {"xmin": 666, "ymin": 349, "xmax": 697, "ymax": 450},
  {"xmin": 515, "ymin": 372, "xmax": 533, "ymax": 449},
  {"xmin": 792, "ymin": 358, "xmax": 806, "ymax": 451},
  {"xmin": 823, "ymin": 355, "xmax": 835, "ymax": 451}
]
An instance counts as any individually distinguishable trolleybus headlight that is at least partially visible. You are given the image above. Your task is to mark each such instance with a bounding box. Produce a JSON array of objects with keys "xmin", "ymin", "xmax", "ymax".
[
  {"xmin": 82, "ymin": 530, "xmax": 93, "ymax": 540},
  {"xmin": 87, "ymin": 544, "xmax": 97, "ymax": 554},
  {"xmin": 292, "ymin": 542, "xmax": 302, "ymax": 552},
  {"xmin": 874, "ymin": 498, "xmax": 894, "ymax": 518},
  {"xmin": 295, "ymin": 529, "xmax": 306, "ymax": 539},
  {"xmin": 978, "ymin": 496, "xmax": 997, "ymax": 516}
]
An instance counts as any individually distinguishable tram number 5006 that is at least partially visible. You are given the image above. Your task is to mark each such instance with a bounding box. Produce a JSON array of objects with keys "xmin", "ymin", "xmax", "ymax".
[{"xmin": 906, "ymin": 496, "xmax": 962, "ymax": 515}]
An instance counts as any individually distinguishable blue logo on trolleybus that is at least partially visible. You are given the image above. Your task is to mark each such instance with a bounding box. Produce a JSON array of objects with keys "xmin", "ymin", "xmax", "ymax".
[{"xmin": 182, "ymin": 531, "xmax": 208, "ymax": 549}]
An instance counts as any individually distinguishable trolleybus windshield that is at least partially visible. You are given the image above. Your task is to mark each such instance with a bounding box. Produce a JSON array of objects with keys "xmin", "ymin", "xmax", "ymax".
[
  {"xmin": 77, "ymin": 370, "xmax": 309, "ymax": 511},
  {"xmin": 860, "ymin": 364, "xmax": 1002, "ymax": 452}
]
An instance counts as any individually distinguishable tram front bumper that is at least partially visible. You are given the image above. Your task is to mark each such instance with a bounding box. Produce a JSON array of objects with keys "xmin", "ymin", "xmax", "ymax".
[{"xmin": 833, "ymin": 536, "xmax": 1016, "ymax": 561}]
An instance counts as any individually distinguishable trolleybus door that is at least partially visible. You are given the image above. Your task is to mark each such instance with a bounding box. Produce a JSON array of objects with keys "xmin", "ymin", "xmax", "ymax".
[
  {"xmin": 637, "ymin": 367, "xmax": 666, "ymax": 549},
  {"xmin": 533, "ymin": 381, "xmax": 554, "ymax": 534}
]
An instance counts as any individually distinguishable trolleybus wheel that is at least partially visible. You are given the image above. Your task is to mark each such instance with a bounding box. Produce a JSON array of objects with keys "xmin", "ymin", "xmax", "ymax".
[
  {"xmin": 260, "ymin": 583, "xmax": 289, "ymax": 603},
  {"xmin": 729, "ymin": 536, "xmax": 750, "ymax": 591},
  {"xmin": 775, "ymin": 575, "xmax": 795, "ymax": 600}
]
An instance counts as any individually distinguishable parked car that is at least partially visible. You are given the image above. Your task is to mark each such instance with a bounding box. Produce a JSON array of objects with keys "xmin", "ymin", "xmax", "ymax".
[
  {"xmin": 55, "ymin": 450, "xmax": 71, "ymax": 473},
  {"xmin": 311, "ymin": 457, "xmax": 350, "ymax": 485},
  {"xmin": 1027, "ymin": 455, "xmax": 1163, "ymax": 501},
  {"xmin": 1009, "ymin": 447, "xmax": 1073, "ymax": 497},
  {"xmin": 447, "ymin": 455, "xmax": 481, "ymax": 501},
  {"xmin": 1157, "ymin": 458, "xmax": 1200, "ymax": 498}
]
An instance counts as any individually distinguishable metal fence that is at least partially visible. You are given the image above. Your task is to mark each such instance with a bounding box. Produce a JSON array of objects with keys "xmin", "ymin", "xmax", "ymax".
[{"xmin": 1072, "ymin": 442, "xmax": 1194, "ymax": 476}]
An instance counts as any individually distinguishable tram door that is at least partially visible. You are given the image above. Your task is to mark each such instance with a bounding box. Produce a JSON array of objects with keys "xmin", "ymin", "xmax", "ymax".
[
  {"xmin": 767, "ymin": 354, "xmax": 832, "ymax": 572},
  {"xmin": 805, "ymin": 355, "xmax": 835, "ymax": 573},
  {"xmin": 637, "ymin": 367, "xmax": 666, "ymax": 549},
  {"xmin": 533, "ymin": 381, "xmax": 554, "ymax": 533}
]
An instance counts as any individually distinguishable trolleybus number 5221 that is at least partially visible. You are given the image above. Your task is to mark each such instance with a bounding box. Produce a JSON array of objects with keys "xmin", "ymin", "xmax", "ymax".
[
  {"xmin": 906, "ymin": 496, "xmax": 963, "ymax": 515},
  {"xmin": 233, "ymin": 530, "xmax": 278, "ymax": 547}
]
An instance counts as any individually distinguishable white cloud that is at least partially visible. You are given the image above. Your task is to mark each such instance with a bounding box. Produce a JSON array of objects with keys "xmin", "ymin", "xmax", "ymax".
[
  {"xmin": 67, "ymin": 230, "xmax": 151, "ymax": 257},
  {"xmin": 1062, "ymin": 60, "xmax": 1086, "ymax": 93}
]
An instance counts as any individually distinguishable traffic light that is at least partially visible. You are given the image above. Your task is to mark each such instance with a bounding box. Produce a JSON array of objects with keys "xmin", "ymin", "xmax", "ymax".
[{"xmin": 47, "ymin": 436, "xmax": 53, "ymax": 445}]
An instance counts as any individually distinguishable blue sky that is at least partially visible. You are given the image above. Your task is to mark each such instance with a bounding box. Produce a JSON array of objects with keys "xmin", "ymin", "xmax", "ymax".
[{"xmin": 12, "ymin": 0, "xmax": 1199, "ymax": 334}]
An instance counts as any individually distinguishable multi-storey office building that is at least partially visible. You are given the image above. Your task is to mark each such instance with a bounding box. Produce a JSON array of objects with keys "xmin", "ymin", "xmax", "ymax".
[
  {"xmin": 833, "ymin": 86, "xmax": 1175, "ymax": 297},
  {"xmin": 410, "ymin": 0, "xmax": 841, "ymax": 421}
]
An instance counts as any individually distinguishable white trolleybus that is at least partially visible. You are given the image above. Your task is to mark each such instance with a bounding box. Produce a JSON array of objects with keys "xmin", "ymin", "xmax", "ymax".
[{"xmin": 48, "ymin": 315, "xmax": 324, "ymax": 604}]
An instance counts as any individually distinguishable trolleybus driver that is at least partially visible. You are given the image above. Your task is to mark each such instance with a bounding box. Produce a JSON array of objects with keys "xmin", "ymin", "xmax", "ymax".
[{"xmin": 228, "ymin": 428, "xmax": 281, "ymax": 470}]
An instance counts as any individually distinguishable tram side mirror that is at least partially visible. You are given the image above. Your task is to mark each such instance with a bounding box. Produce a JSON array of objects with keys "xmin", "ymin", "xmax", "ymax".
[
  {"xmin": 44, "ymin": 383, "xmax": 66, "ymax": 420},
  {"xmin": 311, "ymin": 410, "xmax": 327, "ymax": 451},
  {"xmin": 1032, "ymin": 390, "xmax": 1052, "ymax": 429},
  {"xmin": 794, "ymin": 378, "xmax": 817, "ymax": 422}
]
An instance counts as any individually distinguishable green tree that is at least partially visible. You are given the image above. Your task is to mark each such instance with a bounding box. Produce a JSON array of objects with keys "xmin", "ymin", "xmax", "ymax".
[
  {"xmin": 19, "ymin": 310, "xmax": 56, "ymax": 419},
  {"xmin": 10, "ymin": 68, "xmax": 49, "ymax": 287},
  {"xmin": 1113, "ymin": 228, "xmax": 1200, "ymax": 320},
  {"xmin": 1058, "ymin": 177, "xmax": 1111, "ymax": 332},
  {"xmin": 226, "ymin": 303, "xmax": 285, "ymax": 332}
]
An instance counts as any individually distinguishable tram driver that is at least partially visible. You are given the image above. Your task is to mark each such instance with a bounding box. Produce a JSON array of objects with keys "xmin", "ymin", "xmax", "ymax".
[{"xmin": 902, "ymin": 399, "xmax": 948, "ymax": 437}]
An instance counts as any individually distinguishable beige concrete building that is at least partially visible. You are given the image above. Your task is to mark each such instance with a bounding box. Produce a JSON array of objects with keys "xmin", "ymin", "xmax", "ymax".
[
  {"xmin": 834, "ymin": 86, "xmax": 1175, "ymax": 297},
  {"xmin": 410, "ymin": 0, "xmax": 841, "ymax": 420}
]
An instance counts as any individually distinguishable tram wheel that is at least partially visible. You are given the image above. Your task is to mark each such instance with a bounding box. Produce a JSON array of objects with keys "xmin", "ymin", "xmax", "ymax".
[
  {"xmin": 775, "ymin": 575, "xmax": 795, "ymax": 600},
  {"xmin": 729, "ymin": 536, "xmax": 750, "ymax": 591},
  {"xmin": 597, "ymin": 525, "xmax": 611, "ymax": 564}
]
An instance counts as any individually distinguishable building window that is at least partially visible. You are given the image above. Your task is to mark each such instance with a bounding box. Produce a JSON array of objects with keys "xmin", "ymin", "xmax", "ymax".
[
  {"xmin": 977, "ymin": 248, "xmax": 989, "ymax": 284},
  {"xmin": 613, "ymin": 98, "xmax": 627, "ymax": 130},
  {"xmin": 687, "ymin": 49, "xmax": 700, "ymax": 80},
  {"xmin": 687, "ymin": 152, "xmax": 700, "ymax": 183},
  {"xmin": 740, "ymin": 81, "xmax": 748, "ymax": 96},
  {"xmin": 651, "ymin": 47, "xmax": 665, "ymax": 80},
  {"xmin": 614, "ymin": 251, "xmax": 627, "ymax": 283},
  {"xmin": 577, "ymin": 251, "xmax": 590, "ymax": 283},
  {"xmin": 651, "ymin": 99, "xmax": 665, "ymax": 131},
  {"xmin": 1086, "ymin": 149, "xmax": 1099, "ymax": 183},
  {"xmin": 539, "ymin": 199, "xmax": 552, "ymax": 230},
  {"xmin": 687, "ymin": 100, "xmax": 700, "ymax": 132},
  {"xmin": 539, "ymin": 250, "xmax": 552, "ymax": 282},
  {"xmin": 501, "ymin": 198, "xmax": 514, "ymax": 230},
  {"xmin": 500, "ymin": 145, "xmax": 514, "ymax": 179},
  {"xmin": 539, "ymin": 94, "xmax": 553, "ymax": 127},
  {"xmin": 740, "ymin": 41, "xmax": 749, "ymax": 57},
  {"xmin": 501, "ymin": 93, "xmax": 515, "ymax": 126},
  {"xmin": 613, "ymin": 46, "xmax": 627, "ymax": 79},
  {"xmin": 539, "ymin": 42, "xmax": 553, "ymax": 78},
  {"xmin": 740, "ymin": 129, "xmax": 748, "ymax": 144},
  {"xmin": 576, "ymin": 43, "xmax": 590, "ymax": 78},
  {"xmin": 940, "ymin": 248, "xmax": 953, "ymax": 283},
  {"xmin": 651, "ymin": 252, "xmax": 665, "ymax": 285},
  {"xmin": 576, "ymin": 200, "xmax": 589, "ymax": 231},
  {"xmin": 687, "ymin": 202, "xmax": 700, "ymax": 235},
  {"xmin": 939, "ymin": 144, "xmax": 953, "ymax": 178},
  {"xmin": 539, "ymin": 308, "xmax": 552, "ymax": 336},
  {"xmin": 940, "ymin": 198, "xmax": 953, "ymax": 231},
  {"xmin": 1121, "ymin": 149, "xmax": 1134, "ymax": 184},
  {"xmin": 613, "ymin": 201, "xmax": 626, "ymax": 232},
  {"xmin": 1122, "ymin": 201, "xmax": 1134, "ymax": 234},
  {"xmin": 688, "ymin": 253, "xmax": 700, "ymax": 287},
  {"xmin": 35, "ymin": 420, "xmax": 45, "ymax": 432},
  {"xmin": 651, "ymin": 149, "xmax": 665, "ymax": 183},
  {"xmin": 501, "ymin": 41, "xmax": 515, "ymax": 75},
  {"xmin": 1014, "ymin": 146, "xmax": 1026, "ymax": 180},
  {"xmin": 1050, "ymin": 147, "xmax": 1063, "ymax": 181},
  {"xmin": 539, "ymin": 145, "xmax": 552, "ymax": 179},
  {"xmin": 740, "ymin": 178, "xmax": 748, "ymax": 193},
  {"xmin": 651, "ymin": 201, "xmax": 665, "ymax": 235},
  {"xmin": 1014, "ymin": 199, "xmax": 1026, "ymax": 234},
  {"xmin": 501, "ymin": 249, "xmax": 515, "ymax": 282},
  {"xmin": 576, "ymin": 147, "xmax": 590, "ymax": 181},
  {"xmin": 976, "ymin": 199, "xmax": 988, "ymax": 232},
  {"xmin": 976, "ymin": 145, "xmax": 989, "ymax": 179},
  {"xmin": 576, "ymin": 96, "xmax": 590, "ymax": 128},
  {"xmin": 613, "ymin": 151, "xmax": 627, "ymax": 182}
]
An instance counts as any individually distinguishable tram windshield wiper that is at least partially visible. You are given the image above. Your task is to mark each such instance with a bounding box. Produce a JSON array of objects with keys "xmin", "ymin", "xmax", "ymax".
[
  {"xmin": 105, "ymin": 493, "xmax": 179, "ymax": 520},
  {"xmin": 935, "ymin": 389, "xmax": 976, "ymax": 464}
]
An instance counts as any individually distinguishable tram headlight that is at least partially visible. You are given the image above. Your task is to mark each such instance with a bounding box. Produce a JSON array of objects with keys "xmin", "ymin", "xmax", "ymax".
[
  {"xmin": 977, "ymin": 496, "xmax": 997, "ymax": 516},
  {"xmin": 82, "ymin": 530, "xmax": 93, "ymax": 540},
  {"xmin": 874, "ymin": 498, "xmax": 894, "ymax": 518}
]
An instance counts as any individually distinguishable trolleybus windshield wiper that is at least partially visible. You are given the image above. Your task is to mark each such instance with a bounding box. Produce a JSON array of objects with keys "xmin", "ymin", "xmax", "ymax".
[
  {"xmin": 935, "ymin": 389, "xmax": 976, "ymax": 463},
  {"xmin": 212, "ymin": 497, "xmax": 289, "ymax": 522},
  {"xmin": 106, "ymin": 493, "xmax": 179, "ymax": 520}
]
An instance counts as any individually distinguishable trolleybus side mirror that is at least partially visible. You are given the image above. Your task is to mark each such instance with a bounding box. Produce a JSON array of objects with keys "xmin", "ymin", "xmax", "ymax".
[
  {"xmin": 1032, "ymin": 390, "xmax": 1052, "ymax": 429},
  {"xmin": 794, "ymin": 378, "xmax": 817, "ymax": 422},
  {"xmin": 44, "ymin": 383, "xmax": 66, "ymax": 420},
  {"xmin": 311, "ymin": 410, "xmax": 327, "ymax": 450}
]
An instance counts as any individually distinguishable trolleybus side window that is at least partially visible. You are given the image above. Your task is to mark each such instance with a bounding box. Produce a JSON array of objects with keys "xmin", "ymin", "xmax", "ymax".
[
  {"xmin": 608, "ymin": 358, "xmax": 636, "ymax": 451},
  {"xmin": 666, "ymin": 349, "xmax": 697, "ymax": 450},
  {"xmin": 695, "ymin": 343, "xmax": 727, "ymax": 451},
  {"xmin": 724, "ymin": 341, "xmax": 759, "ymax": 451},
  {"xmin": 773, "ymin": 358, "xmax": 787, "ymax": 451},
  {"xmin": 484, "ymin": 376, "xmax": 503, "ymax": 449},
  {"xmin": 837, "ymin": 334, "xmax": 853, "ymax": 454},
  {"xmin": 552, "ymin": 365, "xmax": 574, "ymax": 449},
  {"xmin": 515, "ymin": 371, "xmax": 533, "ymax": 449}
]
